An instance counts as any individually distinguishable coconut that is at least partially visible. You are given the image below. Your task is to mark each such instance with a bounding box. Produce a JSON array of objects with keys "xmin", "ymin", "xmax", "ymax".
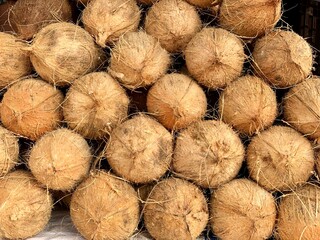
[
  {"xmin": 210, "ymin": 178, "xmax": 276, "ymax": 239},
  {"xmin": 0, "ymin": 78, "xmax": 64, "ymax": 141},
  {"xmin": 137, "ymin": 0, "xmax": 156, "ymax": 5},
  {"xmin": 82, "ymin": 0, "xmax": 141, "ymax": 48},
  {"xmin": 28, "ymin": 22, "xmax": 104, "ymax": 86},
  {"xmin": 185, "ymin": 27, "xmax": 245, "ymax": 89},
  {"xmin": 63, "ymin": 72, "xmax": 129, "ymax": 139},
  {"xmin": 108, "ymin": 31, "xmax": 171, "ymax": 90},
  {"xmin": 145, "ymin": 0, "xmax": 202, "ymax": 53},
  {"xmin": 106, "ymin": 114, "xmax": 173, "ymax": 183},
  {"xmin": 0, "ymin": 1, "xmax": 16, "ymax": 32},
  {"xmin": 76, "ymin": 0, "xmax": 90, "ymax": 5},
  {"xmin": 186, "ymin": 0, "xmax": 216, "ymax": 8},
  {"xmin": 29, "ymin": 128, "xmax": 92, "ymax": 191},
  {"xmin": 253, "ymin": 30, "xmax": 313, "ymax": 88},
  {"xmin": 219, "ymin": 0, "xmax": 281, "ymax": 38},
  {"xmin": 8, "ymin": 0, "xmax": 72, "ymax": 40},
  {"xmin": 70, "ymin": 171, "xmax": 140, "ymax": 240},
  {"xmin": 144, "ymin": 178, "xmax": 208, "ymax": 240},
  {"xmin": 219, "ymin": 75, "xmax": 277, "ymax": 136},
  {"xmin": 0, "ymin": 170, "xmax": 53, "ymax": 239},
  {"xmin": 147, "ymin": 73, "xmax": 207, "ymax": 130},
  {"xmin": 0, "ymin": 33, "xmax": 32, "ymax": 88}
]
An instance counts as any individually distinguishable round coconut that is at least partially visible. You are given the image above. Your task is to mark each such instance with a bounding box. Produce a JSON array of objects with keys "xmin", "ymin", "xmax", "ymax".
[
  {"xmin": 145, "ymin": 0, "xmax": 202, "ymax": 53},
  {"xmin": 185, "ymin": 27, "xmax": 245, "ymax": 89},
  {"xmin": 8, "ymin": 0, "xmax": 72, "ymax": 40},
  {"xmin": 0, "ymin": 78, "xmax": 64, "ymax": 141},
  {"xmin": 284, "ymin": 77, "xmax": 320, "ymax": 139},
  {"xmin": 147, "ymin": 73, "xmax": 207, "ymax": 130},
  {"xmin": 253, "ymin": 30, "xmax": 313, "ymax": 88},
  {"xmin": 106, "ymin": 114, "xmax": 173, "ymax": 183},
  {"xmin": 210, "ymin": 178, "xmax": 276, "ymax": 240},
  {"xmin": 0, "ymin": 170, "xmax": 53, "ymax": 239},
  {"xmin": 0, "ymin": 1, "xmax": 16, "ymax": 32},
  {"xmin": 277, "ymin": 184, "xmax": 320, "ymax": 240},
  {"xmin": 29, "ymin": 128, "xmax": 92, "ymax": 191},
  {"xmin": 70, "ymin": 171, "xmax": 140, "ymax": 240},
  {"xmin": 29, "ymin": 22, "xmax": 104, "ymax": 86},
  {"xmin": 63, "ymin": 72, "xmax": 129, "ymax": 139},
  {"xmin": 82, "ymin": 0, "xmax": 141, "ymax": 48},
  {"xmin": 108, "ymin": 31, "xmax": 171, "ymax": 90},
  {"xmin": 219, "ymin": 75, "xmax": 277, "ymax": 136},
  {"xmin": 173, "ymin": 120, "xmax": 244, "ymax": 188},
  {"xmin": 219, "ymin": 0, "xmax": 281, "ymax": 38},
  {"xmin": 247, "ymin": 126, "xmax": 314, "ymax": 191},
  {"xmin": 0, "ymin": 33, "xmax": 32, "ymax": 88},
  {"xmin": 144, "ymin": 178, "xmax": 209, "ymax": 240}
]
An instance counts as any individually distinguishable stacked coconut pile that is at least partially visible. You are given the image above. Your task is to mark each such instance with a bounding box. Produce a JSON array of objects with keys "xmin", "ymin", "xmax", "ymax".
[{"xmin": 0, "ymin": 0, "xmax": 319, "ymax": 239}]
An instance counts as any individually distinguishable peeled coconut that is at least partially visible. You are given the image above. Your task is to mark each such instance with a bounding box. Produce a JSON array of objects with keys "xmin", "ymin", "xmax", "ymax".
[
  {"xmin": 211, "ymin": 178, "xmax": 276, "ymax": 240},
  {"xmin": 63, "ymin": 72, "xmax": 129, "ymax": 139},
  {"xmin": 0, "ymin": 33, "xmax": 32, "ymax": 88},
  {"xmin": 108, "ymin": 31, "xmax": 171, "ymax": 89},
  {"xmin": 144, "ymin": 178, "xmax": 209, "ymax": 240},
  {"xmin": 29, "ymin": 128, "xmax": 92, "ymax": 191},
  {"xmin": 147, "ymin": 73, "xmax": 207, "ymax": 130},
  {"xmin": 253, "ymin": 30, "xmax": 313, "ymax": 88},
  {"xmin": 9, "ymin": 0, "xmax": 72, "ymax": 40},
  {"xmin": 173, "ymin": 120, "xmax": 244, "ymax": 188},
  {"xmin": 1, "ymin": 78, "xmax": 64, "ymax": 141},
  {"xmin": 219, "ymin": 75, "xmax": 277, "ymax": 135},
  {"xmin": 70, "ymin": 171, "xmax": 140, "ymax": 240},
  {"xmin": 219, "ymin": 0, "xmax": 281, "ymax": 38},
  {"xmin": 185, "ymin": 27, "xmax": 245, "ymax": 89},
  {"xmin": 145, "ymin": 0, "xmax": 202, "ymax": 52},
  {"xmin": 106, "ymin": 114, "xmax": 173, "ymax": 183},
  {"xmin": 28, "ymin": 22, "xmax": 104, "ymax": 86},
  {"xmin": 82, "ymin": 0, "xmax": 141, "ymax": 47},
  {"xmin": 0, "ymin": 170, "xmax": 53, "ymax": 239}
]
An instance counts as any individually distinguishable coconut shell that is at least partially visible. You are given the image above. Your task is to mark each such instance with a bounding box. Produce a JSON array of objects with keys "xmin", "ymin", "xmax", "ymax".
[
  {"xmin": 147, "ymin": 73, "xmax": 207, "ymax": 130},
  {"xmin": 0, "ymin": 78, "xmax": 64, "ymax": 141},
  {"xmin": 0, "ymin": 1, "xmax": 16, "ymax": 32},
  {"xmin": 185, "ymin": 27, "xmax": 245, "ymax": 89},
  {"xmin": 210, "ymin": 178, "xmax": 276, "ymax": 240},
  {"xmin": 29, "ymin": 128, "xmax": 92, "ymax": 191},
  {"xmin": 0, "ymin": 33, "xmax": 32, "ymax": 88},
  {"xmin": 29, "ymin": 22, "xmax": 104, "ymax": 86},
  {"xmin": 0, "ymin": 170, "xmax": 53, "ymax": 239},
  {"xmin": 186, "ymin": 0, "xmax": 216, "ymax": 8},
  {"xmin": 70, "ymin": 171, "xmax": 140, "ymax": 240},
  {"xmin": 63, "ymin": 72, "xmax": 129, "ymax": 139},
  {"xmin": 219, "ymin": 75, "xmax": 277, "ymax": 136},
  {"xmin": 145, "ymin": 0, "xmax": 202, "ymax": 53},
  {"xmin": 108, "ymin": 31, "xmax": 171, "ymax": 90},
  {"xmin": 144, "ymin": 178, "xmax": 209, "ymax": 240},
  {"xmin": 82, "ymin": 0, "xmax": 141, "ymax": 48}
]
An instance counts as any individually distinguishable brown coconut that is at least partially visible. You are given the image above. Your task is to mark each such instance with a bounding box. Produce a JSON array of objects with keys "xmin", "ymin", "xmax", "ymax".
[
  {"xmin": 253, "ymin": 30, "xmax": 313, "ymax": 88},
  {"xmin": 63, "ymin": 72, "xmax": 129, "ymax": 139},
  {"xmin": 144, "ymin": 178, "xmax": 209, "ymax": 240},
  {"xmin": 0, "ymin": 78, "xmax": 64, "ymax": 141},
  {"xmin": 28, "ymin": 22, "xmax": 104, "ymax": 86},
  {"xmin": 29, "ymin": 128, "xmax": 92, "ymax": 191},
  {"xmin": 0, "ymin": 1, "xmax": 16, "ymax": 32},
  {"xmin": 0, "ymin": 33, "xmax": 32, "ymax": 88},
  {"xmin": 247, "ymin": 126, "xmax": 314, "ymax": 192},
  {"xmin": 76, "ymin": 0, "xmax": 90, "ymax": 5},
  {"xmin": 219, "ymin": 75, "xmax": 277, "ymax": 135},
  {"xmin": 173, "ymin": 120, "xmax": 244, "ymax": 188},
  {"xmin": 145, "ymin": 0, "xmax": 202, "ymax": 53},
  {"xmin": 70, "ymin": 171, "xmax": 140, "ymax": 240},
  {"xmin": 137, "ymin": 0, "xmax": 156, "ymax": 5},
  {"xmin": 108, "ymin": 31, "xmax": 171, "ymax": 90},
  {"xmin": 185, "ymin": 27, "xmax": 245, "ymax": 89},
  {"xmin": 284, "ymin": 77, "xmax": 320, "ymax": 139},
  {"xmin": 147, "ymin": 73, "xmax": 207, "ymax": 130},
  {"xmin": 211, "ymin": 178, "xmax": 276, "ymax": 240},
  {"xmin": 219, "ymin": 0, "xmax": 281, "ymax": 38},
  {"xmin": 8, "ymin": 0, "xmax": 72, "ymax": 40},
  {"xmin": 82, "ymin": 0, "xmax": 141, "ymax": 48},
  {"xmin": 0, "ymin": 170, "xmax": 53, "ymax": 239},
  {"xmin": 106, "ymin": 114, "xmax": 173, "ymax": 183},
  {"xmin": 186, "ymin": 0, "xmax": 217, "ymax": 8}
]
